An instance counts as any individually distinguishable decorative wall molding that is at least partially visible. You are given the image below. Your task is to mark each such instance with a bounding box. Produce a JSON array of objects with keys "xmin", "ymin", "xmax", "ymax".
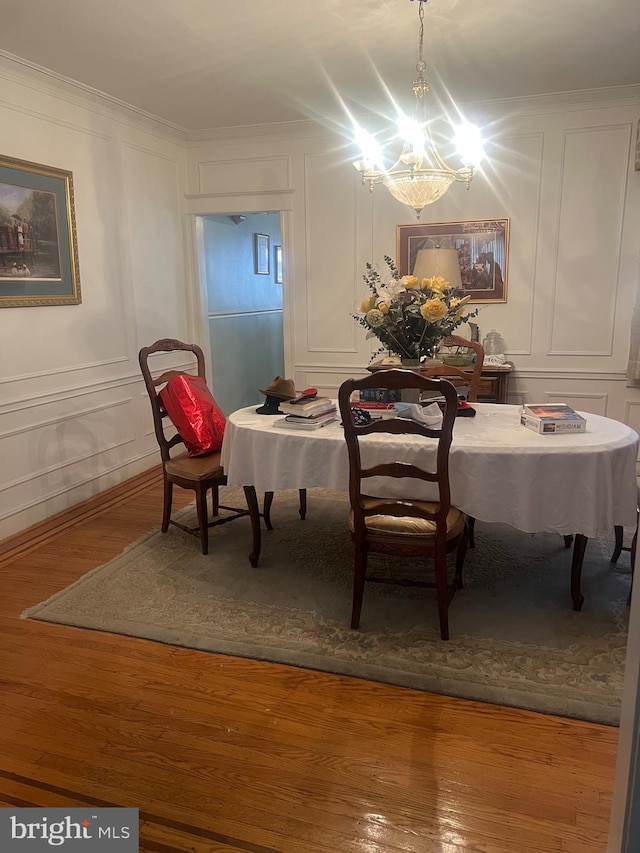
[
  {"xmin": 0, "ymin": 51, "xmax": 187, "ymax": 142},
  {"xmin": 466, "ymin": 84, "xmax": 640, "ymax": 120},
  {"xmin": 198, "ymin": 154, "xmax": 291, "ymax": 194},
  {"xmin": 294, "ymin": 363, "xmax": 633, "ymax": 381},
  {"xmin": 549, "ymin": 124, "xmax": 629, "ymax": 356},
  {"xmin": 185, "ymin": 189, "xmax": 294, "ymax": 215},
  {"xmin": 0, "ymin": 357, "xmax": 130, "ymax": 389},
  {"xmin": 186, "ymin": 86, "xmax": 640, "ymax": 144},
  {"xmin": 209, "ymin": 309, "xmax": 283, "ymax": 319},
  {"xmin": 0, "ymin": 397, "xmax": 132, "ymax": 441},
  {"xmin": 0, "ymin": 449, "xmax": 158, "ymax": 524},
  {"xmin": 0, "ymin": 93, "xmax": 113, "ymax": 142},
  {"xmin": 0, "ymin": 465, "xmax": 162, "ymax": 566},
  {"xmin": 0, "ymin": 433, "xmax": 136, "ymax": 495},
  {"xmin": 0, "ymin": 374, "xmax": 142, "ymax": 415},
  {"xmin": 513, "ymin": 367, "xmax": 632, "ymax": 381}
]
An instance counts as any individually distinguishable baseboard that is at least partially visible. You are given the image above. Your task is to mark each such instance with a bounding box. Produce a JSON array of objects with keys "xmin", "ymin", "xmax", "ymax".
[{"xmin": 0, "ymin": 465, "xmax": 163, "ymax": 569}]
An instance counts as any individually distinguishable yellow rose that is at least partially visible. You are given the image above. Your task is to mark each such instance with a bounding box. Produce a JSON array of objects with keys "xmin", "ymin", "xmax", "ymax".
[
  {"xmin": 420, "ymin": 299, "xmax": 448, "ymax": 321},
  {"xmin": 378, "ymin": 302, "xmax": 389, "ymax": 314},
  {"xmin": 401, "ymin": 275, "xmax": 419, "ymax": 289},
  {"xmin": 429, "ymin": 276, "xmax": 450, "ymax": 293},
  {"xmin": 360, "ymin": 296, "xmax": 376, "ymax": 313},
  {"xmin": 449, "ymin": 297, "xmax": 462, "ymax": 308},
  {"xmin": 453, "ymin": 295, "xmax": 471, "ymax": 320}
]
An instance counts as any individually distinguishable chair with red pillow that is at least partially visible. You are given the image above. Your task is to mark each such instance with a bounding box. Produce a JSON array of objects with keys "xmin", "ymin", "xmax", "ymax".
[{"xmin": 139, "ymin": 338, "xmax": 260, "ymax": 556}]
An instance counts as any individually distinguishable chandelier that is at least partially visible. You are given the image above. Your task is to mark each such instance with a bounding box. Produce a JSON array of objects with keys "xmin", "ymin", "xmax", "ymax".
[{"xmin": 353, "ymin": 0, "xmax": 485, "ymax": 219}]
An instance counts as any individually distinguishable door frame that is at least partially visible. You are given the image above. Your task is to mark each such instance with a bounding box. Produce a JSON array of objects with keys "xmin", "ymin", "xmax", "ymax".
[{"xmin": 185, "ymin": 190, "xmax": 295, "ymax": 384}]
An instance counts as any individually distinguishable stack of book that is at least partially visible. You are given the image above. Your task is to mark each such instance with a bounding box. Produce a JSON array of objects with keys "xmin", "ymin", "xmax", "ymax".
[
  {"xmin": 276, "ymin": 396, "xmax": 337, "ymax": 430},
  {"xmin": 355, "ymin": 387, "xmax": 401, "ymax": 412},
  {"xmin": 520, "ymin": 403, "xmax": 587, "ymax": 434}
]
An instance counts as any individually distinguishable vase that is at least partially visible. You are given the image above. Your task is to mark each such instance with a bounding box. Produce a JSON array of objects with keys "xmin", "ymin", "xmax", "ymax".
[{"xmin": 400, "ymin": 358, "xmax": 421, "ymax": 403}]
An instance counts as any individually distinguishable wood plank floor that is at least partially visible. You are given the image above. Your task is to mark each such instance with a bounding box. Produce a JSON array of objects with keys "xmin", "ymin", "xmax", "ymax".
[{"xmin": 0, "ymin": 475, "xmax": 619, "ymax": 853}]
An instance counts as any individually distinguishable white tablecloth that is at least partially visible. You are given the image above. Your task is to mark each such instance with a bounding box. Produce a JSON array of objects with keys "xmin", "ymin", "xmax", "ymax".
[{"xmin": 221, "ymin": 403, "xmax": 639, "ymax": 539}]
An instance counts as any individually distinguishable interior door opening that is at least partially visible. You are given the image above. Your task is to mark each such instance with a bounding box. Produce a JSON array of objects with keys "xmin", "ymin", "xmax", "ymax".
[{"xmin": 199, "ymin": 212, "xmax": 284, "ymax": 415}]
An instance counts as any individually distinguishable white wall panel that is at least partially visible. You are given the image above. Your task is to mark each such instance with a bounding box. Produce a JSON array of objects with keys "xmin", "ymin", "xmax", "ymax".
[
  {"xmin": 304, "ymin": 151, "xmax": 358, "ymax": 352},
  {"xmin": 124, "ymin": 143, "xmax": 187, "ymax": 346},
  {"xmin": 550, "ymin": 125, "xmax": 630, "ymax": 354},
  {"xmin": 368, "ymin": 132, "xmax": 544, "ymax": 356},
  {"xmin": 0, "ymin": 61, "xmax": 188, "ymax": 539},
  {"xmin": 199, "ymin": 156, "xmax": 290, "ymax": 194}
]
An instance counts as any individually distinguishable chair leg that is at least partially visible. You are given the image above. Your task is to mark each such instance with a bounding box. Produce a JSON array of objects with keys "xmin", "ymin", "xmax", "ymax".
[
  {"xmin": 351, "ymin": 544, "xmax": 367, "ymax": 629},
  {"xmin": 434, "ymin": 549, "xmax": 450, "ymax": 641},
  {"xmin": 298, "ymin": 488, "xmax": 307, "ymax": 520},
  {"xmin": 262, "ymin": 492, "xmax": 274, "ymax": 530},
  {"xmin": 468, "ymin": 515, "xmax": 475, "ymax": 549},
  {"xmin": 628, "ymin": 517, "xmax": 638, "ymax": 606},
  {"xmin": 162, "ymin": 477, "xmax": 173, "ymax": 532},
  {"xmin": 455, "ymin": 525, "xmax": 470, "ymax": 590},
  {"xmin": 195, "ymin": 483, "xmax": 209, "ymax": 555},
  {"xmin": 211, "ymin": 484, "xmax": 220, "ymax": 517},
  {"xmin": 611, "ymin": 525, "xmax": 624, "ymax": 564}
]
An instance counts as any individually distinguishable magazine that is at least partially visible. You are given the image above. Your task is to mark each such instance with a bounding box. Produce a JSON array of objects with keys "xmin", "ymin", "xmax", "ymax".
[{"xmin": 520, "ymin": 403, "xmax": 586, "ymax": 434}]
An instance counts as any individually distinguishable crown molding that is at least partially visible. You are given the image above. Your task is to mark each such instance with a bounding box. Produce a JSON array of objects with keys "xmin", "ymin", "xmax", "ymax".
[
  {"xmin": 185, "ymin": 118, "xmax": 332, "ymax": 146},
  {"xmin": 463, "ymin": 84, "xmax": 640, "ymax": 119},
  {"xmin": 2, "ymin": 47, "xmax": 638, "ymax": 145},
  {"xmin": 0, "ymin": 51, "xmax": 187, "ymax": 144}
]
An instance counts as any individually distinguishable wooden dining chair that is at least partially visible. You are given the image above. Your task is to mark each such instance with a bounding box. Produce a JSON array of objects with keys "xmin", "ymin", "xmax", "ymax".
[
  {"xmin": 422, "ymin": 334, "xmax": 485, "ymax": 547},
  {"xmin": 422, "ymin": 334, "xmax": 485, "ymax": 403},
  {"xmin": 139, "ymin": 338, "xmax": 259, "ymax": 555},
  {"xmin": 610, "ymin": 477, "xmax": 639, "ymax": 604},
  {"xmin": 338, "ymin": 369, "xmax": 469, "ymax": 640}
]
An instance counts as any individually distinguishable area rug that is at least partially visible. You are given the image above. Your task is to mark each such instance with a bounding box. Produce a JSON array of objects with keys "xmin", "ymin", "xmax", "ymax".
[{"xmin": 23, "ymin": 488, "xmax": 632, "ymax": 725}]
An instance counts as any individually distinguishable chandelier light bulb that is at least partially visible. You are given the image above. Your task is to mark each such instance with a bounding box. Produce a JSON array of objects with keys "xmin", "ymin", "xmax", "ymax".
[
  {"xmin": 454, "ymin": 121, "xmax": 485, "ymax": 167},
  {"xmin": 353, "ymin": 126, "xmax": 384, "ymax": 173}
]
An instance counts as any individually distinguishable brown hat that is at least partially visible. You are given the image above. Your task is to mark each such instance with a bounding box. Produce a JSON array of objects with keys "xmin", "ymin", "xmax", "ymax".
[{"xmin": 259, "ymin": 376, "xmax": 296, "ymax": 401}]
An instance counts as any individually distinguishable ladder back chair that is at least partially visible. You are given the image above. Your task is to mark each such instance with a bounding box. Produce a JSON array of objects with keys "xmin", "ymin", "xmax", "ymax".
[
  {"xmin": 139, "ymin": 338, "xmax": 256, "ymax": 555},
  {"xmin": 422, "ymin": 334, "xmax": 485, "ymax": 403},
  {"xmin": 338, "ymin": 369, "xmax": 469, "ymax": 640},
  {"xmin": 422, "ymin": 334, "xmax": 484, "ymax": 547}
]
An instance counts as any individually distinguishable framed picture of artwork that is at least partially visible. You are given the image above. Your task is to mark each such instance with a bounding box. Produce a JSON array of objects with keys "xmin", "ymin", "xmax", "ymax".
[
  {"xmin": 253, "ymin": 232, "xmax": 270, "ymax": 275},
  {"xmin": 274, "ymin": 244, "xmax": 283, "ymax": 283},
  {"xmin": 0, "ymin": 154, "xmax": 81, "ymax": 307},
  {"xmin": 397, "ymin": 219, "xmax": 509, "ymax": 303}
]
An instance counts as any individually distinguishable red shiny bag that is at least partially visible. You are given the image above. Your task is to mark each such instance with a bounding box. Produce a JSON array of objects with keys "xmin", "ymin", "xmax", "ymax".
[{"xmin": 159, "ymin": 374, "xmax": 226, "ymax": 456}]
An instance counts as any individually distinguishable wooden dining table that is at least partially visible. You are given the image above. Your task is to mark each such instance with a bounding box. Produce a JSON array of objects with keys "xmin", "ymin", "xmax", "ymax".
[{"xmin": 221, "ymin": 402, "xmax": 639, "ymax": 609}]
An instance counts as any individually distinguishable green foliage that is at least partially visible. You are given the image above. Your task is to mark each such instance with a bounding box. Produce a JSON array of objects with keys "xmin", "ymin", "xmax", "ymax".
[{"xmin": 353, "ymin": 255, "xmax": 478, "ymax": 361}]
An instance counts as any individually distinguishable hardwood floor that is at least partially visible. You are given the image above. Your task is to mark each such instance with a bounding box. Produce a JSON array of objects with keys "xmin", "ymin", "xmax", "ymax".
[{"xmin": 0, "ymin": 473, "xmax": 618, "ymax": 852}]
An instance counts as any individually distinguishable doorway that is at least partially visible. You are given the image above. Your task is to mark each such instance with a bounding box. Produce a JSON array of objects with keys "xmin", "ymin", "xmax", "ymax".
[{"xmin": 199, "ymin": 212, "xmax": 284, "ymax": 415}]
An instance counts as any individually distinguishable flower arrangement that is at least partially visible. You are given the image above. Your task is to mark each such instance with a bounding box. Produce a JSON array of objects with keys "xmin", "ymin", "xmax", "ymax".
[{"xmin": 354, "ymin": 255, "xmax": 478, "ymax": 362}]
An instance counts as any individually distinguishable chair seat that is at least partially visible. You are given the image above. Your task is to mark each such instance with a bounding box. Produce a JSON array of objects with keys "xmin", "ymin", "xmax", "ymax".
[
  {"xmin": 349, "ymin": 498, "xmax": 466, "ymax": 539},
  {"xmin": 165, "ymin": 450, "xmax": 224, "ymax": 481}
]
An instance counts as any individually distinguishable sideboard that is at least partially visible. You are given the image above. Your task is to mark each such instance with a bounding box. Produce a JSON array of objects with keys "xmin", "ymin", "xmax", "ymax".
[
  {"xmin": 474, "ymin": 363, "xmax": 512, "ymax": 404},
  {"xmin": 366, "ymin": 359, "xmax": 513, "ymax": 404}
]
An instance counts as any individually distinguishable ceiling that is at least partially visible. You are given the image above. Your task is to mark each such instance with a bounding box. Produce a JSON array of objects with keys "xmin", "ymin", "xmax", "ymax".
[{"xmin": 1, "ymin": 0, "xmax": 639, "ymax": 133}]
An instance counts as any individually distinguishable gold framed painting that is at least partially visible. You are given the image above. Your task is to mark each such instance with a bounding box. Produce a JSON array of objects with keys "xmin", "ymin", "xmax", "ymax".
[
  {"xmin": 0, "ymin": 154, "xmax": 81, "ymax": 308},
  {"xmin": 397, "ymin": 219, "xmax": 509, "ymax": 303}
]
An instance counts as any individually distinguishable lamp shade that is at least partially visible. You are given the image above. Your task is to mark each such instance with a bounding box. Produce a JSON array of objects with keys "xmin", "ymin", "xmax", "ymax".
[{"xmin": 411, "ymin": 248, "xmax": 462, "ymax": 289}]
